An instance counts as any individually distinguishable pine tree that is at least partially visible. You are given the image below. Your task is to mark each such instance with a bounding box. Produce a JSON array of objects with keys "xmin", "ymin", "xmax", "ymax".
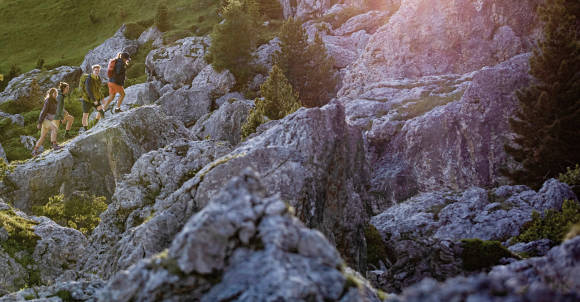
[
  {"xmin": 241, "ymin": 65, "xmax": 301, "ymax": 138},
  {"xmin": 208, "ymin": 0, "xmax": 259, "ymax": 86},
  {"xmin": 155, "ymin": 1, "xmax": 170, "ymax": 32},
  {"xmin": 504, "ymin": 0, "xmax": 580, "ymax": 189},
  {"xmin": 256, "ymin": 0, "xmax": 283, "ymax": 20},
  {"xmin": 274, "ymin": 17, "xmax": 337, "ymax": 108}
]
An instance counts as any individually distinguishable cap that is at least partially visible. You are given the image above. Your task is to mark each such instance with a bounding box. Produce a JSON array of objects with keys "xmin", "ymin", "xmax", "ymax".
[{"xmin": 121, "ymin": 52, "xmax": 131, "ymax": 60}]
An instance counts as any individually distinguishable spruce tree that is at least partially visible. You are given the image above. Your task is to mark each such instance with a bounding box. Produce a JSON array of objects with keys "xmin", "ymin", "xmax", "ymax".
[
  {"xmin": 504, "ymin": 0, "xmax": 580, "ymax": 189},
  {"xmin": 241, "ymin": 64, "xmax": 301, "ymax": 138},
  {"xmin": 274, "ymin": 18, "xmax": 337, "ymax": 108},
  {"xmin": 208, "ymin": 0, "xmax": 259, "ymax": 86}
]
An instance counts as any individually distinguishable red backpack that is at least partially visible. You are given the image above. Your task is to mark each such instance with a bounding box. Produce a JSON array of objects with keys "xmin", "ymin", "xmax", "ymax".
[{"xmin": 107, "ymin": 59, "xmax": 117, "ymax": 78}]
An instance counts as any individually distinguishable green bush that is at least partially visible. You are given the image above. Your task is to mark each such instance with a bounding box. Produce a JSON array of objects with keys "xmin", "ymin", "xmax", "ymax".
[
  {"xmin": 559, "ymin": 164, "xmax": 580, "ymax": 197},
  {"xmin": 460, "ymin": 239, "xmax": 515, "ymax": 271},
  {"xmin": 33, "ymin": 192, "xmax": 108, "ymax": 236},
  {"xmin": 0, "ymin": 157, "xmax": 14, "ymax": 182},
  {"xmin": 241, "ymin": 65, "xmax": 300, "ymax": 138},
  {"xmin": 365, "ymin": 224, "xmax": 388, "ymax": 269},
  {"xmin": 124, "ymin": 22, "xmax": 147, "ymax": 40},
  {"xmin": 514, "ymin": 199, "xmax": 580, "ymax": 244},
  {"xmin": 256, "ymin": 0, "xmax": 283, "ymax": 20}
]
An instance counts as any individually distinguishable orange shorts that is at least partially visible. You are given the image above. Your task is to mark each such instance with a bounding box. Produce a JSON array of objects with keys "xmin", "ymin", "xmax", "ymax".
[{"xmin": 108, "ymin": 82, "xmax": 125, "ymax": 96}]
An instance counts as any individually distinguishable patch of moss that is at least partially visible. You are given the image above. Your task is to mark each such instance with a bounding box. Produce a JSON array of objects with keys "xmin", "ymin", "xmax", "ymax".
[
  {"xmin": 50, "ymin": 290, "xmax": 74, "ymax": 302},
  {"xmin": 460, "ymin": 239, "xmax": 515, "ymax": 271},
  {"xmin": 392, "ymin": 89, "xmax": 465, "ymax": 121},
  {"xmin": 364, "ymin": 224, "xmax": 387, "ymax": 269},
  {"xmin": 513, "ymin": 199, "xmax": 580, "ymax": 244}
]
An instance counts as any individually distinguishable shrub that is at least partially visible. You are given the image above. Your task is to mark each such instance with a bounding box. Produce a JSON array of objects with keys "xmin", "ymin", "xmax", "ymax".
[
  {"xmin": 33, "ymin": 192, "xmax": 108, "ymax": 236},
  {"xmin": 365, "ymin": 224, "xmax": 388, "ymax": 269},
  {"xmin": 460, "ymin": 239, "xmax": 515, "ymax": 271},
  {"xmin": 514, "ymin": 199, "xmax": 580, "ymax": 244},
  {"xmin": 241, "ymin": 65, "xmax": 300, "ymax": 138},
  {"xmin": 559, "ymin": 164, "xmax": 580, "ymax": 197},
  {"xmin": 155, "ymin": 1, "xmax": 170, "ymax": 32},
  {"xmin": 124, "ymin": 22, "xmax": 147, "ymax": 40},
  {"xmin": 35, "ymin": 58, "xmax": 45, "ymax": 70}
]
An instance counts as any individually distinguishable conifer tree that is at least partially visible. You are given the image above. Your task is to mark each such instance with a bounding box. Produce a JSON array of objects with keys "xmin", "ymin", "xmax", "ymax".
[
  {"xmin": 274, "ymin": 18, "xmax": 337, "ymax": 108},
  {"xmin": 241, "ymin": 65, "xmax": 301, "ymax": 138},
  {"xmin": 208, "ymin": 0, "xmax": 259, "ymax": 86},
  {"xmin": 155, "ymin": 1, "xmax": 170, "ymax": 32},
  {"xmin": 504, "ymin": 0, "xmax": 580, "ymax": 188}
]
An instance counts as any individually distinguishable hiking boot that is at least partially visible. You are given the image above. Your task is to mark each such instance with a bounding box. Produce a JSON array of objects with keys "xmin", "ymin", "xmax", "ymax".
[
  {"xmin": 52, "ymin": 143, "xmax": 62, "ymax": 150},
  {"xmin": 114, "ymin": 108, "xmax": 123, "ymax": 113}
]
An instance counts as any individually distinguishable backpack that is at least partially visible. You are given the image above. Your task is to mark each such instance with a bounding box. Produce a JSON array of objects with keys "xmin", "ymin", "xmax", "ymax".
[
  {"xmin": 107, "ymin": 59, "xmax": 117, "ymax": 78},
  {"xmin": 79, "ymin": 73, "xmax": 90, "ymax": 100}
]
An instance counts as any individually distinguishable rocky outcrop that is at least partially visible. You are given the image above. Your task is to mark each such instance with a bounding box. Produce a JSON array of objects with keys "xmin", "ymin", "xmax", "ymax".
[
  {"xmin": 339, "ymin": 0, "xmax": 542, "ymax": 97},
  {"xmin": 156, "ymin": 87, "xmax": 213, "ymax": 127},
  {"xmin": 0, "ymin": 112, "xmax": 24, "ymax": 127},
  {"xmin": 114, "ymin": 82, "xmax": 159, "ymax": 111},
  {"xmin": 145, "ymin": 37, "xmax": 210, "ymax": 89},
  {"xmin": 80, "ymin": 25, "xmax": 138, "ymax": 80},
  {"xmin": 174, "ymin": 101, "xmax": 370, "ymax": 270},
  {"xmin": 388, "ymin": 236, "xmax": 580, "ymax": 302},
  {"xmin": 190, "ymin": 98, "xmax": 253, "ymax": 146},
  {"xmin": 369, "ymin": 179, "xmax": 577, "ymax": 292},
  {"xmin": 0, "ymin": 143, "xmax": 6, "ymax": 162},
  {"xmin": 254, "ymin": 38, "xmax": 280, "ymax": 71},
  {"xmin": 190, "ymin": 64, "xmax": 235, "ymax": 97},
  {"xmin": 0, "ymin": 280, "xmax": 104, "ymax": 302},
  {"xmin": 98, "ymin": 169, "xmax": 382, "ymax": 302},
  {"xmin": 0, "ymin": 66, "xmax": 82, "ymax": 105},
  {"xmin": 83, "ymin": 140, "xmax": 232, "ymax": 278},
  {"xmin": 137, "ymin": 26, "xmax": 163, "ymax": 48},
  {"xmin": 356, "ymin": 53, "xmax": 533, "ymax": 210},
  {"xmin": 0, "ymin": 203, "xmax": 89, "ymax": 294},
  {"xmin": 0, "ymin": 106, "xmax": 191, "ymax": 211}
]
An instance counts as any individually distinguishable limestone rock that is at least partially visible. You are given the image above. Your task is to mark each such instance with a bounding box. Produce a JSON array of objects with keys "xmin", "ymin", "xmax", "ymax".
[
  {"xmin": 156, "ymin": 87, "xmax": 213, "ymax": 127},
  {"xmin": 0, "ymin": 106, "xmax": 191, "ymax": 211},
  {"xmin": 190, "ymin": 99, "xmax": 253, "ymax": 146},
  {"xmin": 190, "ymin": 64, "xmax": 235, "ymax": 97},
  {"xmin": 98, "ymin": 169, "xmax": 382, "ymax": 302},
  {"xmin": 83, "ymin": 140, "xmax": 232, "ymax": 278},
  {"xmin": 508, "ymin": 239, "xmax": 553, "ymax": 257},
  {"xmin": 19, "ymin": 136, "xmax": 36, "ymax": 151},
  {"xmin": 114, "ymin": 82, "xmax": 159, "ymax": 112},
  {"xmin": 339, "ymin": 0, "xmax": 542, "ymax": 97},
  {"xmin": 137, "ymin": 26, "xmax": 163, "ymax": 48},
  {"xmin": 254, "ymin": 38, "xmax": 280, "ymax": 71},
  {"xmin": 145, "ymin": 37, "xmax": 210, "ymax": 89},
  {"xmin": 80, "ymin": 25, "xmax": 138, "ymax": 80},
  {"xmin": 0, "ymin": 143, "xmax": 6, "ymax": 162},
  {"xmin": 333, "ymin": 10, "xmax": 391, "ymax": 36},
  {"xmin": 0, "ymin": 112, "xmax": 24, "ymax": 127},
  {"xmin": 0, "ymin": 67, "xmax": 82, "ymax": 105},
  {"xmin": 0, "ymin": 280, "xmax": 104, "ymax": 302}
]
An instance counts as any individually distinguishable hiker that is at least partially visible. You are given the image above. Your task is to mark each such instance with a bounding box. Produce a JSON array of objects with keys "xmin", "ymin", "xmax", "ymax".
[
  {"xmin": 54, "ymin": 82, "xmax": 75, "ymax": 139},
  {"xmin": 103, "ymin": 52, "xmax": 130, "ymax": 113},
  {"xmin": 31, "ymin": 88, "xmax": 61, "ymax": 156},
  {"xmin": 79, "ymin": 64, "xmax": 106, "ymax": 132}
]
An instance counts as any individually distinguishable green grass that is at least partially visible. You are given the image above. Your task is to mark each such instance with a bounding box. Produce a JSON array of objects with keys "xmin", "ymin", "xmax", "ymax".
[{"xmin": 0, "ymin": 0, "xmax": 219, "ymax": 75}]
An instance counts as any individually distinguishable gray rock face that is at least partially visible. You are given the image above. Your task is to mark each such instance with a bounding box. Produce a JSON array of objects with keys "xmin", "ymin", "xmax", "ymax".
[
  {"xmin": 115, "ymin": 82, "xmax": 159, "ymax": 111},
  {"xmin": 359, "ymin": 53, "xmax": 533, "ymax": 210},
  {"xmin": 0, "ymin": 112, "xmax": 24, "ymax": 127},
  {"xmin": 190, "ymin": 98, "xmax": 253, "ymax": 146},
  {"xmin": 156, "ymin": 87, "xmax": 213, "ymax": 127},
  {"xmin": 254, "ymin": 38, "xmax": 280, "ymax": 71},
  {"xmin": 389, "ymin": 237, "xmax": 580, "ymax": 302},
  {"xmin": 369, "ymin": 179, "xmax": 577, "ymax": 292},
  {"xmin": 145, "ymin": 37, "xmax": 210, "ymax": 89},
  {"xmin": 0, "ymin": 280, "xmax": 105, "ymax": 302},
  {"xmin": 339, "ymin": 0, "xmax": 541, "ymax": 97},
  {"xmin": 333, "ymin": 10, "xmax": 391, "ymax": 36},
  {"xmin": 508, "ymin": 239, "xmax": 553, "ymax": 257},
  {"xmin": 80, "ymin": 25, "xmax": 138, "ymax": 80},
  {"xmin": 83, "ymin": 140, "xmax": 232, "ymax": 278},
  {"xmin": 0, "ymin": 106, "xmax": 191, "ymax": 211},
  {"xmin": 0, "ymin": 66, "xmax": 82, "ymax": 105},
  {"xmin": 19, "ymin": 136, "xmax": 36, "ymax": 151},
  {"xmin": 137, "ymin": 26, "xmax": 163, "ymax": 48},
  {"xmin": 0, "ymin": 204, "xmax": 89, "ymax": 294},
  {"xmin": 0, "ymin": 143, "xmax": 6, "ymax": 162},
  {"xmin": 98, "ymin": 169, "xmax": 382, "ymax": 302},
  {"xmin": 190, "ymin": 64, "xmax": 235, "ymax": 97},
  {"xmin": 178, "ymin": 101, "xmax": 370, "ymax": 270}
]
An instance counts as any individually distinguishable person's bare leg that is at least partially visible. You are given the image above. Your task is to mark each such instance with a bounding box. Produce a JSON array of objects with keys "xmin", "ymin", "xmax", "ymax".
[
  {"xmin": 103, "ymin": 94, "xmax": 115, "ymax": 111},
  {"xmin": 96, "ymin": 105, "xmax": 104, "ymax": 120},
  {"xmin": 82, "ymin": 113, "xmax": 89, "ymax": 127},
  {"xmin": 116, "ymin": 90, "xmax": 125, "ymax": 110}
]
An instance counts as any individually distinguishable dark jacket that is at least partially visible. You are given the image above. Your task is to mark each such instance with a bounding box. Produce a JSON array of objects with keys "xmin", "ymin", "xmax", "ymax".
[
  {"xmin": 38, "ymin": 97, "xmax": 57, "ymax": 125},
  {"xmin": 109, "ymin": 58, "xmax": 126, "ymax": 86},
  {"xmin": 85, "ymin": 74, "xmax": 103, "ymax": 102},
  {"xmin": 55, "ymin": 90, "xmax": 66, "ymax": 120}
]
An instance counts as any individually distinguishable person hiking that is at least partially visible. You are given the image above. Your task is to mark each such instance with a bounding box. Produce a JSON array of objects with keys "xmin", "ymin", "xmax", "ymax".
[
  {"xmin": 79, "ymin": 64, "xmax": 106, "ymax": 132},
  {"xmin": 54, "ymin": 82, "xmax": 74, "ymax": 139},
  {"xmin": 31, "ymin": 88, "xmax": 61, "ymax": 156},
  {"xmin": 103, "ymin": 52, "xmax": 130, "ymax": 113}
]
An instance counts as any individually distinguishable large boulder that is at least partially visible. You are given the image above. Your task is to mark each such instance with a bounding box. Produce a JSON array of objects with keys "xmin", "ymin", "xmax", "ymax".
[
  {"xmin": 190, "ymin": 98, "xmax": 253, "ymax": 146},
  {"xmin": 0, "ymin": 203, "xmax": 89, "ymax": 293},
  {"xmin": 0, "ymin": 280, "xmax": 105, "ymax": 302},
  {"xmin": 113, "ymin": 82, "xmax": 159, "ymax": 112},
  {"xmin": 0, "ymin": 67, "xmax": 82, "ymax": 105},
  {"xmin": 360, "ymin": 53, "xmax": 533, "ymax": 210},
  {"xmin": 190, "ymin": 64, "xmax": 235, "ymax": 97},
  {"xmin": 82, "ymin": 140, "xmax": 232, "ymax": 278},
  {"xmin": 80, "ymin": 25, "xmax": 139, "ymax": 80},
  {"xmin": 156, "ymin": 87, "xmax": 213, "ymax": 127},
  {"xmin": 174, "ymin": 101, "xmax": 371, "ymax": 270},
  {"xmin": 98, "ymin": 169, "xmax": 382, "ymax": 302},
  {"xmin": 0, "ymin": 106, "xmax": 191, "ymax": 211},
  {"xmin": 145, "ymin": 37, "xmax": 210, "ymax": 89},
  {"xmin": 0, "ymin": 112, "xmax": 24, "ymax": 127},
  {"xmin": 137, "ymin": 26, "xmax": 163, "ymax": 48},
  {"xmin": 389, "ymin": 236, "xmax": 580, "ymax": 302},
  {"xmin": 369, "ymin": 179, "xmax": 577, "ymax": 292},
  {"xmin": 339, "ymin": 0, "xmax": 542, "ymax": 97}
]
